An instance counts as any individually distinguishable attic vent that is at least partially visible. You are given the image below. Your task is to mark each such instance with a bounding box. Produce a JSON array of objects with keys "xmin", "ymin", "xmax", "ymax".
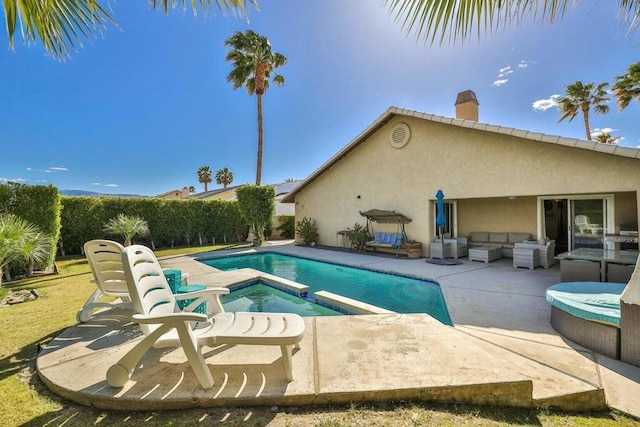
[{"xmin": 389, "ymin": 122, "xmax": 411, "ymax": 149}]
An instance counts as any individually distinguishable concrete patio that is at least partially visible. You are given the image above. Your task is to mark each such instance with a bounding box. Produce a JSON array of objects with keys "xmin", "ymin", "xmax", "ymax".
[{"xmin": 37, "ymin": 242, "xmax": 640, "ymax": 417}]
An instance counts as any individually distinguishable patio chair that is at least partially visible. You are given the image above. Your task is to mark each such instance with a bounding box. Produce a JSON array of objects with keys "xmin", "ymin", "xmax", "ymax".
[
  {"xmin": 106, "ymin": 245, "xmax": 305, "ymax": 390},
  {"xmin": 574, "ymin": 215, "xmax": 603, "ymax": 234},
  {"xmin": 78, "ymin": 240, "xmax": 131, "ymax": 323},
  {"xmin": 79, "ymin": 240, "xmax": 190, "ymax": 323}
]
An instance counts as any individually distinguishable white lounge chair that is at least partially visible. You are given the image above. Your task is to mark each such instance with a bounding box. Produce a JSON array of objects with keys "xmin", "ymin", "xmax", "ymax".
[
  {"xmin": 78, "ymin": 240, "xmax": 131, "ymax": 323},
  {"xmin": 79, "ymin": 239, "xmax": 189, "ymax": 322},
  {"xmin": 106, "ymin": 245, "xmax": 305, "ymax": 390}
]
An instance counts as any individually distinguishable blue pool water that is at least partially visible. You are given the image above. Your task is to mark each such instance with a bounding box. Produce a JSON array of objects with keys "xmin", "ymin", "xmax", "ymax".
[
  {"xmin": 201, "ymin": 253, "xmax": 451, "ymax": 325},
  {"xmin": 221, "ymin": 282, "xmax": 342, "ymax": 317}
]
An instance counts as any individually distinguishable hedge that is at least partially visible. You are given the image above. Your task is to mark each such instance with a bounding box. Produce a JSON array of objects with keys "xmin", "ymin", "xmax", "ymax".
[{"xmin": 58, "ymin": 196, "xmax": 249, "ymax": 255}]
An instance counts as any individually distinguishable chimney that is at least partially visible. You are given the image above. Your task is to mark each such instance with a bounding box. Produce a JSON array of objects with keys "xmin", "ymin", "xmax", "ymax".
[
  {"xmin": 455, "ymin": 90, "xmax": 479, "ymax": 121},
  {"xmin": 181, "ymin": 187, "xmax": 190, "ymax": 198}
]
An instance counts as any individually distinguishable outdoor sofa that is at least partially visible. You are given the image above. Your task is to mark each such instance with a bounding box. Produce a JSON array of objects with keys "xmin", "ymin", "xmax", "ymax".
[{"xmin": 467, "ymin": 232, "xmax": 532, "ymax": 258}]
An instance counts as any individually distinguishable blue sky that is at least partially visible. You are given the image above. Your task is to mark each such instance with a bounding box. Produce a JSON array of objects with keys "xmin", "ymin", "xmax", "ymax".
[{"xmin": 1, "ymin": 1, "xmax": 639, "ymax": 196}]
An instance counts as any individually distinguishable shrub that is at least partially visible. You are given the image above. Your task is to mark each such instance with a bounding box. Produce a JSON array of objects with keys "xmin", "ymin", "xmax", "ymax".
[
  {"xmin": 277, "ymin": 215, "xmax": 295, "ymax": 239},
  {"xmin": 103, "ymin": 214, "xmax": 150, "ymax": 246},
  {"xmin": 236, "ymin": 185, "xmax": 276, "ymax": 246},
  {"xmin": 346, "ymin": 223, "xmax": 371, "ymax": 252},
  {"xmin": 295, "ymin": 217, "xmax": 318, "ymax": 245}
]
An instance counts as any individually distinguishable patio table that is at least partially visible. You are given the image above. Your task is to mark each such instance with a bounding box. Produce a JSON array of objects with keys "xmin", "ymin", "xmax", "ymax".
[{"xmin": 556, "ymin": 248, "xmax": 639, "ymax": 282}]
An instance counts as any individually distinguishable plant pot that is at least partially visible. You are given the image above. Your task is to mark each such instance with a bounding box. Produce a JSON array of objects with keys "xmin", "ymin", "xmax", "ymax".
[{"xmin": 405, "ymin": 242, "xmax": 423, "ymax": 259}]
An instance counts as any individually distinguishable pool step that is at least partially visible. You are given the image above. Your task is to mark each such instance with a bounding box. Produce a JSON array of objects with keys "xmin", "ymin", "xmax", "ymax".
[{"xmin": 314, "ymin": 291, "xmax": 395, "ymax": 315}]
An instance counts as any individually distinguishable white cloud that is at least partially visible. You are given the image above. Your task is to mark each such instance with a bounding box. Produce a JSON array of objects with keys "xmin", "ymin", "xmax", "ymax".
[
  {"xmin": 532, "ymin": 95, "xmax": 560, "ymax": 111},
  {"xmin": 492, "ymin": 79, "xmax": 509, "ymax": 87},
  {"xmin": 47, "ymin": 166, "xmax": 68, "ymax": 172},
  {"xmin": 518, "ymin": 60, "xmax": 535, "ymax": 69},
  {"xmin": 104, "ymin": 183, "xmax": 119, "ymax": 188},
  {"xmin": 591, "ymin": 127, "xmax": 617, "ymax": 137},
  {"xmin": 91, "ymin": 182, "xmax": 102, "ymax": 186},
  {"xmin": 0, "ymin": 177, "xmax": 28, "ymax": 183},
  {"xmin": 499, "ymin": 66, "xmax": 512, "ymax": 73},
  {"xmin": 26, "ymin": 167, "xmax": 33, "ymax": 171}
]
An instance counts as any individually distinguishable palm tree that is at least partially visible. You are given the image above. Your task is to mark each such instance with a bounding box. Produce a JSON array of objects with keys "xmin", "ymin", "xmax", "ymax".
[
  {"xmin": 197, "ymin": 166, "xmax": 213, "ymax": 192},
  {"xmin": 557, "ymin": 81, "xmax": 610, "ymax": 141},
  {"xmin": 188, "ymin": 186, "xmax": 196, "ymax": 194},
  {"xmin": 383, "ymin": 1, "xmax": 640, "ymax": 45},
  {"xmin": 216, "ymin": 167, "xmax": 234, "ymax": 188},
  {"xmin": 613, "ymin": 62, "xmax": 640, "ymax": 110},
  {"xmin": 595, "ymin": 133, "xmax": 621, "ymax": 144},
  {"xmin": 3, "ymin": 0, "xmax": 255, "ymax": 60},
  {"xmin": 225, "ymin": 30, "xmax": 287, "ymax": 186},
  {"xmin": 103, "ymin": 214, "xmax": 149, "ymax": 247},
  {"xmin": 0, "ymin": 213, "xmax": 51, "ymax": 285}
]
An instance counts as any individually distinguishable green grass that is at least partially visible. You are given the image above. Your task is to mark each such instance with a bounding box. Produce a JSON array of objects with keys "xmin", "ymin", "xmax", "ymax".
[{"xmin": 0, "ymin": 244, "xmax": 639, "ymax": 426}]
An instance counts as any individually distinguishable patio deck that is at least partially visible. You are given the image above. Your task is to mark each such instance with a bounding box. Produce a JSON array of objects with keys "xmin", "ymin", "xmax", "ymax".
[{"xmin": 37, "ymin": 242, "xmax": 640, "ymax": 417}]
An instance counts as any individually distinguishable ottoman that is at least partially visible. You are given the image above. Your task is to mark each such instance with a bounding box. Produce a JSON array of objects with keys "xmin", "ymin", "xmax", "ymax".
[{"xmin": 469, "ymin": 246, "xmax": 502, "ymax": 263}]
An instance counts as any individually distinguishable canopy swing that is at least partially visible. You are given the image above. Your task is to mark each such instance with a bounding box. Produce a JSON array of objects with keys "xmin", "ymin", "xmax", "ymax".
[{"xmin": 359, "ymin": 209, "xmax": 412, "ymax": 256}]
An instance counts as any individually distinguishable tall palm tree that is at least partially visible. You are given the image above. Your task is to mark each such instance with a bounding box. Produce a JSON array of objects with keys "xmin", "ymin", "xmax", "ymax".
[
  {"xmin": 225, "ymin": 30, "xmax": 287, "ymax": 186},
  {"xmin": 613, "ymin": 61, "xmax": 640, "ymax": 110},
  {"xmin": 197, "ymin": 166, "xmax": 213, "ymax": 192},
  {"xmin": 216, "ymin": 167, "xmax": 234, "ymax": 188},
  {"xmin": 2, "ymin": 0, "xmax": 256, "ymax": 60},
  {"xmin": 557, "ymin": 81, "xmax": 610, "ymax": 141},
  {"xmin": 383, "ymin": 1, "xmax": 640, "ymax": 45}
]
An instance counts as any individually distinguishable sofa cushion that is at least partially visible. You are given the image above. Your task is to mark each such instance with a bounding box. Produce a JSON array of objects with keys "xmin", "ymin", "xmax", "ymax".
[
  {"xmin": 508, "ymin": 232, "xmax": 531, "ymax": 243},
  {"xmin": 470, "ymin": 232, "xmax": 489, "ymax": 243},
  {"xmin": 489, "ymin": 232, "xmax": 508, "ymax": 243}
]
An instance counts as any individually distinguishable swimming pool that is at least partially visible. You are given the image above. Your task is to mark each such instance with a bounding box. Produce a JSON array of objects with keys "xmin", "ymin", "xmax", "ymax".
[
  {"xmin": 222, "ymin": 281, "xmax": 343, "ymax": 317},
  {"xmin": 201, "ymin": 252, "xmax": 451, "ymax": 325}
]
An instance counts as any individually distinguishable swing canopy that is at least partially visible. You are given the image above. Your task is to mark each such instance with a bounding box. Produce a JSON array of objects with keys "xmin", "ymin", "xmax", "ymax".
[{"xmin": 358, "ymin": 209, "xmax": 412, "ymax": 224}]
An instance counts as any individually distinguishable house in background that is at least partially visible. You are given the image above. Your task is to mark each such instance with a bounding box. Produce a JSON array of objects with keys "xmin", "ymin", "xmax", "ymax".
[
  {"xmin": 191, "ymin": 181, "xmax": 302, "ymax": 239},
  {"xmin": 189, "ymin": 185, "xmax": 241, "ymax": 202},
  {"xmin": 156, "ymin": 187, "xmax": 190, "ymax": 199},
  {"xmin": 282, "ymin": 91, "xmax": 640, "ymax": 256}
]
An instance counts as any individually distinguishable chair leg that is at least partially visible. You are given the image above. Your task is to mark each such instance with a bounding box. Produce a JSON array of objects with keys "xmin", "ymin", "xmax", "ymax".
[
  {"xmin": 106, "ymin": 326, "xmax": 169, "ymax": 387},
  {"xmin": 175, "ymin": 325, "xmax": 215, "ymax": 389},
  {"xmin": 280, "ymin": 345, "xmax": 294, "ymax": 381}
]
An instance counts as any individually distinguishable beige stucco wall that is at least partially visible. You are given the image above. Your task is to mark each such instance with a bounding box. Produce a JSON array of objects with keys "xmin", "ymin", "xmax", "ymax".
[{"xmin": 293, "ymin": 115, "xmax": 640, "ymax": 255}]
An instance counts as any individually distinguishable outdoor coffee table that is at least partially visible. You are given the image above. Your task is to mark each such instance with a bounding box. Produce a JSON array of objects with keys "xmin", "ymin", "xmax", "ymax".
[{"xmin": 469, "ymin": 246, "xmax": 502, "ymax": 263}]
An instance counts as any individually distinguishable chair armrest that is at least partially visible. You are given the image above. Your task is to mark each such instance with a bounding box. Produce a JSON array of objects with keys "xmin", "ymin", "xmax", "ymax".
[
  {"xmin": 132, "ymin": 312, "xmax": 208, "ymax": 324},
  {"xmin": 173, "ymin": 287, "xmax": 230, "ymax": 300}
]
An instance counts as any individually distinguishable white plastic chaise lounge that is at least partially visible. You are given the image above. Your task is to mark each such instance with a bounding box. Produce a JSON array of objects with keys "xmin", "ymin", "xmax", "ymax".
[
  {"xmin": 106, "ymin": 245, "xmax": 305, "ymax": 390},
  {"xmin": 79, "ymin": 239, "xmax": 189, "ymax": 323},
  {"xmin": 78, "ymin": 240, "xmax": 131, "ymax": 323}
]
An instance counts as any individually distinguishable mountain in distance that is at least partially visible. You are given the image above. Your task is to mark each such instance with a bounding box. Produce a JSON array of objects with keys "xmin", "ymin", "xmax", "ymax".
[{"xmin": 60, "ymin": 189, "xmax": 144, "ymax": 198}]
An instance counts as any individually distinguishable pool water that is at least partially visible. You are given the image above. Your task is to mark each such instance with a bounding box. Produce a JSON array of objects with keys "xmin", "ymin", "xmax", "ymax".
[
  {"xmin": 201, "ymin": 253, "xmax": 451, "ymax": 325},
  {"xmin": 221, "ymin": 283, "xmax": 342, "ymax": 317}
]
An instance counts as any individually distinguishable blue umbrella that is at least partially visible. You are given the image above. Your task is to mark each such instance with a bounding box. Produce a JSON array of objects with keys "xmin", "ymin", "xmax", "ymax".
[
  {"xmin": 435, "ymin": 190, "xmax": 446, "ymax": 258},
  {"xmin": 436, "ymin": 190, "xmax": 446, "ymax": 228}
]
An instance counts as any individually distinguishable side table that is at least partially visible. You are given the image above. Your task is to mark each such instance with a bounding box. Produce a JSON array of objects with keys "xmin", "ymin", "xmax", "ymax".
[
  {"xmin": 513, "ymin": 247, "xmax": 539, "ymax": 270},
  {"xmin": 429, "ymin": 242, "xmax": 452, "ymax": 259}
]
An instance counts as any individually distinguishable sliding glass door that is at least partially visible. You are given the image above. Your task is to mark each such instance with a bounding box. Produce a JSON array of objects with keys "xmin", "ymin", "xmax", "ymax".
[
  {"xmin": 570, "ymin": 199, "xmax": 608, "ymax": 249},
  {"xmin": 538, "ymin": 195, "xmax": 613, "ymax": 251}
]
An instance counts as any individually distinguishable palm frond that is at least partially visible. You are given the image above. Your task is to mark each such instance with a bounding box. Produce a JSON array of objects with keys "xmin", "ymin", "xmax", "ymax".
[{"xmin": 383, "ymin": 0, "xmax": 640, "ymax": 44}]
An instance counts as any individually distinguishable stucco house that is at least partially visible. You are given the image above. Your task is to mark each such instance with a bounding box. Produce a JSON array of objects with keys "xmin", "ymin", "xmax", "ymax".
[
  {"xmin": 156, "ymin": 187, "xmax": 191, "ymax": 199},
  {"xmin": 282, "ymin": 91, "xmax": 640, "ymax": 257}
]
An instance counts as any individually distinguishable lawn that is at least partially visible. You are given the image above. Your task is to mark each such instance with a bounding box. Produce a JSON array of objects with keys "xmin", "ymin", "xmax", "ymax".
[{"xmin": 0, "ymin": 244, "xmax": 638, "ymax": 426}]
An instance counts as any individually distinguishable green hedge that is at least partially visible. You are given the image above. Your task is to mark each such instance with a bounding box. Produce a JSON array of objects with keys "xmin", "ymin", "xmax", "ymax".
[
  {"xmin": 0, "ymin": 183, "xmax": 61, "ymax": 267},
  {"xmin": 58, "ymin": 196, "xmax": 250, "ymax": 255}
]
